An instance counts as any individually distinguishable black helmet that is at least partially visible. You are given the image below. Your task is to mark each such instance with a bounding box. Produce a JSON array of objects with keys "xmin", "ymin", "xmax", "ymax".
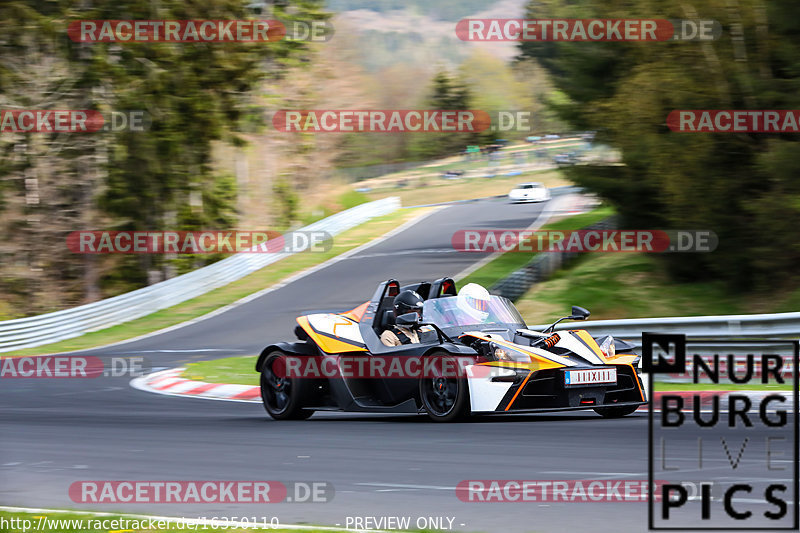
[{"xmin": 393, "ymin": 290, "xmax": 424, "ymax": 317}]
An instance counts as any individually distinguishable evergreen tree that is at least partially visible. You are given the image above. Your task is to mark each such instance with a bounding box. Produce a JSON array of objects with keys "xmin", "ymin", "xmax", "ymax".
[{"xmin": 518, "ymin": 0, "xmax": 800, "ymax": 287}]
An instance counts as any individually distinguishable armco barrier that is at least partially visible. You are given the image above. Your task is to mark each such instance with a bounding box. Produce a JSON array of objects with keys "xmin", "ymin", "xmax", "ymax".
[
  {"xmin": 529, "ymin": 315, "xmax": 799, "ymax": 376},
  {"xmin": 492, "ymin": 211, "xmax": 799, "ymax": 348},
  {"xmin": 490, "ymin": 216, "xmax": 617, "ymax": 301},
  {"xmin": 0, "ymin": 197, "xmax": 400, "ymax": 353},
  {"xmin": 528, "ymin": 313, "xmax": 800, "ymax": 346}
]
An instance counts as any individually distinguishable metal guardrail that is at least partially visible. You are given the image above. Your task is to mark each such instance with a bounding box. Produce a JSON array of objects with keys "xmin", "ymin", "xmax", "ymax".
[
  {"xmin": 490, "ymin": 207, "xmax": 800, "ymax": 347},
  {"xmin": 0, "ymin": 197, "xmax": 401, "ymax": 353},
  {"xmin": 491, "ymin": 216, "xmax": 616, "ymax": 301},
  {"xmin": 530, "ymin": 316, "xmax": 799, "ymax": 379},
  {"xmin": 529, "ymin": 312, "xmax": 800, "ymax": 343}
]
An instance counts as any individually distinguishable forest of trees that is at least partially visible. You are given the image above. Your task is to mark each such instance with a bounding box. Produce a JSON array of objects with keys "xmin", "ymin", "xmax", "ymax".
[
  {"xmin": 0, "ymin": 0, "xmax": 328, "ymax": 317},
  {"xmin": 6, "ymin": 0, "xmax": 794, "ymax": 319},
  {"xmin": 0, "ymin": 0, "xmax": 548, "ymax": 318},
  {"xmin": 519, "ymin": 0, "xmax": 800, "ymax": 289}
]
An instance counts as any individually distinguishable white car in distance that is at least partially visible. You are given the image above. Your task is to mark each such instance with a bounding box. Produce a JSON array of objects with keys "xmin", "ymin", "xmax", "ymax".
[{"xmin": 508, "ymin": 182, "xmax": 551, "ymax": 203}]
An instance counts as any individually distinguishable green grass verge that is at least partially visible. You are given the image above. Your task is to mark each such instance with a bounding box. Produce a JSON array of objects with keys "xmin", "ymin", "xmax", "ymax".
[
  {"xmin": 513, "ymin": 252, "xmax": 800, "ymax": 326},
  {"xmin": 458, "ymin": 206, "xmax": 614, "ymax": 288},
  {"xmin": 365, "ymin": 168, "xmax": 569, "ymax": 207},
  {"xmin": 182, "ymin": 356, "xmax": 798, "ymax": 391},
  {"xmin": 3, "ymin": 208, "xmax": 426, "ymax": 358},
  {"xmin": 396, "ymin": 142, "xmax": 585, "ymax": 175},
  {"xmin": 184, "ymin": 355, "xmax": 258, "ymax": 386},
  {"xmin": 0, "ymin": 510, "xmax": 341, "ymax": 533},
  {"xmin": 299, "ymin": 189, "xmax": 371, "ymax": 226},
  {"xmin": 652, "ymin": 381, "xmax": 793, "ymax": 392},
  {"xmin": 337, "ymin": 189, "xmax": 370, "ymax": 209},
  {"xmin": 371, "ymin": 138, "xmax": 589, "ymax": 177}
]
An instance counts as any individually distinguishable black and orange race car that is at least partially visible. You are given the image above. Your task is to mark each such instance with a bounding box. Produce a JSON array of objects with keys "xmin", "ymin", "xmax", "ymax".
[{"xmin": 255, "ymin": 277, "xmax": 647, "ymax": 422}]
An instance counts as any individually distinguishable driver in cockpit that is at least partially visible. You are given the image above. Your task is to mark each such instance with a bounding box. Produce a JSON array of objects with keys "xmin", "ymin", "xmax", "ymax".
[
  {"xmin": 380, "ymin": 290, "xmax": 424, "ymax": 346},
  {"xmin": 456, "ymin": 283, "xmax": 494, "ymax": 325}
]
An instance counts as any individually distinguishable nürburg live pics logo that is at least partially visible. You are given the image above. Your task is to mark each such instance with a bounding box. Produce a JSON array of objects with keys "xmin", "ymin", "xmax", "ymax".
[{"xmin": 645, "ymin": 333, "xmax": 799, "ymax": 530}]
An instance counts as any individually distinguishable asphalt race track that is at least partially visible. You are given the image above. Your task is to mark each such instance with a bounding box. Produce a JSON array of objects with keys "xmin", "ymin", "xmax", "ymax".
[{"xmin": 1, "ymin": 197, "xmax": 793, "ymax": 533}]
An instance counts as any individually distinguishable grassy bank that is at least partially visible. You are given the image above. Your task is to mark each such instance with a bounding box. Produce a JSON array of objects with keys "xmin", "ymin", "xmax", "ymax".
[
  {"xmin": 458, "ymin": 206, "xmax": 614, "ymax": 288},
  {"xmin": 184, "ymin": 355, "xmax": 258, "ymax": 386},
  {"xmin": 365, "ymin": 168, "xmax": 569, "ymax": 207},
  {"xmin": 514, "ymin": 252, "xmax": 800, "ymax": 325},
  {"xmin": 651, "ymin": 382, "xmax": 793, "ymax": 392}
]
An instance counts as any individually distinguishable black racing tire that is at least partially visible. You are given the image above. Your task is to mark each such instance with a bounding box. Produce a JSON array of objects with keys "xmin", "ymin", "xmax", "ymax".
[
  {"xmin": 594, "ymin": 405, "xmax": 639, "ymax": 418},
  {"xmin": 260, "ymin": 351, "xmax": 314, "ymax": 420},
  {"xmin": 419, "ymin": 352, "xmax": 470, "ymax": 422}
]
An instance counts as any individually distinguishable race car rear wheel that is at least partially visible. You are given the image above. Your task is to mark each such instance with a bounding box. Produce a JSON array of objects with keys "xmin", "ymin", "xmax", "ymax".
[
  {"xmin": 594, "ymin": 405, "xmax": 639, "ymax": 418},
  {"xmin": 260, "ymin": 351, "xmax": 314, "ymax": 420},
  {"xmin": 419, "ymin": 353, "xmax": 469, "ymax": 422}
]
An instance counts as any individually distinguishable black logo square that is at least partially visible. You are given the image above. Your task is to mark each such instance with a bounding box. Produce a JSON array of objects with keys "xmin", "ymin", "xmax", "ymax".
[{"xmin": 642, "ymin": 332, "xmax": 686, "ymax": 374}]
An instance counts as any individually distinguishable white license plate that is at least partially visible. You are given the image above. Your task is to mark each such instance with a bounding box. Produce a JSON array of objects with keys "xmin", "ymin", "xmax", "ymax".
[{"xmin": 564, "ymin": 368, "xmax": 617, "ymax": 386}]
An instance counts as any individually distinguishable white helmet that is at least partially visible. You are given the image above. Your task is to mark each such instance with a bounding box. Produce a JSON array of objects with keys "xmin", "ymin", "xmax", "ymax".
[{"xmin": 457, "ymin": 283, "xmax": 491, "ymax": 323}]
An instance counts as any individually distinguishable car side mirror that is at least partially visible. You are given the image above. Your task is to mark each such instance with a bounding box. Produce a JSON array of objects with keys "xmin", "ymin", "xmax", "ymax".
[
  {"xmin": 569, "ymin": 306, "xmax": 590, "ymax": 320},
  {"xmin": 395, "ymin": 312, "xmax": 420, "ymax": 328}
]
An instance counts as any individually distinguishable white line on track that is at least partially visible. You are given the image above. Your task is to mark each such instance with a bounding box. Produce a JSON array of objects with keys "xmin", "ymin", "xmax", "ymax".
[
  {"xmin": 712, "ymin": 477, "xmax": 794, "ymax": 482},
  {"xmin": 453, "ymin": 194, "xmax": 569, "ymax": 281},
  {"xmin": 540, "ymin": 471, "xmax": 643, "ymax": 479},
  {"xmin": 341, "ymin": 248, "xmax": 461, "ymax": 259},
  {"xmin": 39, "ymin": 206, "xmax": 443, "ymax": 356},
  {"xmin": 135, "ymin": 349, "xmax": 246, "ymax": 353},
  {"xmin": 356, "ymin": 482, "xmax": 458, "ymax": 491},
  {"xmin": 122, "ymin": 206, "xmax": 445, "ymax": 343}
]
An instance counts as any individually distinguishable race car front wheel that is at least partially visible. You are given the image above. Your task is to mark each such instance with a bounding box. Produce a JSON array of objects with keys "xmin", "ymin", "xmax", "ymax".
[
  {"xmin": 260, "ymin": 351, "xmax": 314, "ymax": 420},
  {"xmin": 594, "ymin": 405, "xmax": 639, "ymax": 418},
  {"xmin": 419, "ymin": 353, "xmax": 469, "ymax": 422}
]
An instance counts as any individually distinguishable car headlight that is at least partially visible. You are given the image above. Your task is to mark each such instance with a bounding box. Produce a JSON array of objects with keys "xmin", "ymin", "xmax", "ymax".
[
  {"xmin": 599, "ymin": 336, "xmax": 616, "ymax": 358},
  {"xmin": 492, "ymin": 343, "xmax": 533, "ymax": 363}
]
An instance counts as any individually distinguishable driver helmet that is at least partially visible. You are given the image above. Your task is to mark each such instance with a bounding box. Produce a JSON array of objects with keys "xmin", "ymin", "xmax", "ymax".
[
  {"xmin": 393, "ymin": 290, "xmax": 424, "ymax": 319},
  {"xmin": 457, "ymin": 283, "xmax": 491, "ymax": 322}
]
